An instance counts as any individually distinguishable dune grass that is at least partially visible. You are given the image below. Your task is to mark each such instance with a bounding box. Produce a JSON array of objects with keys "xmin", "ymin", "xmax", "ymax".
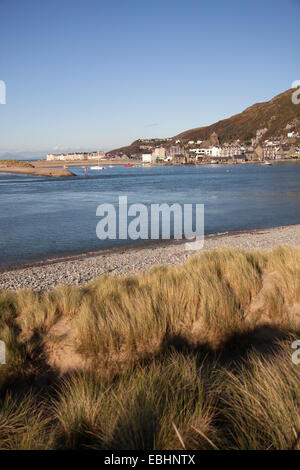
[
  {"xmin": 0, "ymin": 392, "xmax": 52, "ymax": 450},
  {"xmin": 0, "ymin": 247, "xmax": 299, "ymax": 449},
  {"xmin": 51, "ymin": 353, "xmax": 217, "ymax": 450},
  {"xmin": 215, "ymin": 343, "xmax": 300, "ymax": 450}
]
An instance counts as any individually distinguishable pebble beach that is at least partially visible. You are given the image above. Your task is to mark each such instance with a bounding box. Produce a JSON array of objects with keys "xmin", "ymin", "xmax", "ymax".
[{"xmin": 1, "ymin": 224, "xmax": 300, "ymax": 291}]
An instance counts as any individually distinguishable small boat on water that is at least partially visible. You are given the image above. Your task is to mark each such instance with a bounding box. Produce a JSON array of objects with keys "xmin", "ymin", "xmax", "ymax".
[
  {"xmin": 90, "ymin": 158, "xmax": 105, "ymax": 170},
  {"xmin": 124, "ymin": 163, "xmax": 134, "ymax": 167},
  {"xmin": 263, "ymin": 161, "xmax": 272, "ymax": 166}
]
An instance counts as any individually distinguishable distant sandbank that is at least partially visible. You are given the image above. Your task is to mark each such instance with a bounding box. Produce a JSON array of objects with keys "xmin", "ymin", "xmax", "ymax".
[
  {"xmin": 0, "ymin": 165, "xmax": 74, "ymax": 177},
  {"xmin": 34, "ymin": 159, "xmax": 140, "ymax": 168}
]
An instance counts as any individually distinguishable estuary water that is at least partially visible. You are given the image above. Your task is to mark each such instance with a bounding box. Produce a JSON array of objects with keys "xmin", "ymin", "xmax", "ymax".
[{"xmin": 0, "ymin": 162, "xmax": 300, "ymax": 266}]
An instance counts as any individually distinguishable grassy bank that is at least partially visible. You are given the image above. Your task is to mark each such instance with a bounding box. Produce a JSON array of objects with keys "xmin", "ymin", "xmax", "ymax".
[
  {"xmin": 0, "ymin": 247, "xmax": 299, "ymax": 450},
  {"xmin": 0, "ymin": 160, "xmax": 33, "ymax": 168}
]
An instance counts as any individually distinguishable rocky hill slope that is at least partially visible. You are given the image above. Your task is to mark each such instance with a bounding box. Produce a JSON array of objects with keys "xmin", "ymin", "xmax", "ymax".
[{"xmin": 109, "ymin": 88, "xmax": 300, "ymax": 154}]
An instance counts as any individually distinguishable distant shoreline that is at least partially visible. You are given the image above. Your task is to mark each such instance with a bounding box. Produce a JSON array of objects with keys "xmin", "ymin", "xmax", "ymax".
[
  {"xmin": 1, "ymin": 159, "xmax": 299, "ymax": 176},
  {"xmin": 1, "ymin": 223, "xmax": 300, "ymax": 291},
  {"xmin": 36, "ymin": 158, "xmax": 300, "ymax": 168},
  {"xmin": 34, "ymin": 159, "xmax": 139, "ymax": 168}
]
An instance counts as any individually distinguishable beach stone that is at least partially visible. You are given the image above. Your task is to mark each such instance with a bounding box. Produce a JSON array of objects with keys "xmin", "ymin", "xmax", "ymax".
[{"xmin": 1, "ymin": 224, "xmax": 300, "ymax": 292}]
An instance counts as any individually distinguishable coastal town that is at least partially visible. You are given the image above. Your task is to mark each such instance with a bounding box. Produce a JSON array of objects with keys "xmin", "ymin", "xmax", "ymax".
[{"xmin": 46, "ymin": 128, "xmax": 300, "ymax": 165}]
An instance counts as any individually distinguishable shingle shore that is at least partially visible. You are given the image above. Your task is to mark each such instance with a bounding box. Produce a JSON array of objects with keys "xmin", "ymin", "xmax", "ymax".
[{"xmin": 1, "ymin": 224, "xmax": 300, "ymax": 291}]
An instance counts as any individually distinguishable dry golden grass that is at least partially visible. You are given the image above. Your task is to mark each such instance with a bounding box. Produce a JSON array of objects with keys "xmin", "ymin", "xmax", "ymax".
[
  {"xmin": 0, "ymin": 247, "xmax": 299, "ymax": 449},
  {"xmin": 0, "ymin": 392, "xmax": 52, "ymax": 449},
  {"xmin": 50, "ymin": 352, "xmax": 218, "ymax": 450},
  {"xmin": 215, "ymin": 342, "xmax": 300, "ymax": 450}
]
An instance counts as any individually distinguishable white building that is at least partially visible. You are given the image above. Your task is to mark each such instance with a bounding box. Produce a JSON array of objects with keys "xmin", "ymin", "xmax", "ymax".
[
  {"xmin": 189, "ymin": 147, "xmax": 218, "ymax": 156},
  {"xmin": 192, "ymin": 145, "xmax": 243, "ymax": 159},
  {"xmin": 142, "ymin": 153, "xmax": 155, "ymax": 163},
  {"xmin": 287, "ymin": 131, "xmax": 299, "ymax": 138},
  {"xmin": 191, "ymin": 147, "xmax": 218, "ymax": 157}
]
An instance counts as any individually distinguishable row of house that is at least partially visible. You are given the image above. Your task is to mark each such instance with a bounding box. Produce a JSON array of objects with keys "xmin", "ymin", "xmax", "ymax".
[
  {"xmin": 262, "ymin": 144, "xmax": 300, "ymax": 160},
  {"xmin": 46, "ymin": 151, "xmax": 105, "ymax": 161},
  {"xmin": 141, "ymin": 145, "xmax": 246, "ymax": 163},
  {"xmin": 140, "ymin": 143, "xmax": 300, "ymax": 164},
  {"xmin": 144, "ymin": 141, "xmax": 300, "ymax": 163}
]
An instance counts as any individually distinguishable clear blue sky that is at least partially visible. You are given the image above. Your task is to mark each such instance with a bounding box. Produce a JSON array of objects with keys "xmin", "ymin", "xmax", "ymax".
[{"xmin": 0, "ymin": 0, "xmax": 299, "ymax": 156}]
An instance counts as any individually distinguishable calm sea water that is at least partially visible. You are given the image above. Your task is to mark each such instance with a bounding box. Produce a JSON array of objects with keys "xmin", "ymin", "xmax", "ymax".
[{"xmin": 0, "ymin": 162, "xmax": 300, "ymax": 266}]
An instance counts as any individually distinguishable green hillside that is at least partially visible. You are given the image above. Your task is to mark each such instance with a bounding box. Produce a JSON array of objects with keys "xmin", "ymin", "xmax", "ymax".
[{"xmin": 175, "ymin": 88, "xmax": 300, "ymax": 144}]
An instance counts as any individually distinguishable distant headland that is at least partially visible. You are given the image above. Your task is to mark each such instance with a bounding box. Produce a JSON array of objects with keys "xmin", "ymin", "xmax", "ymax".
[{"xmin": 0, "ymin": 160, "xmax": 74, "ymax": 177}]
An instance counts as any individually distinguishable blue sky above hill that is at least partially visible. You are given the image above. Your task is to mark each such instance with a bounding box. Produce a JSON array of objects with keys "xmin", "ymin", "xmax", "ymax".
[{"xmin": 0, "ymin": 0, "xmax": 299, "ymax": 157}]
